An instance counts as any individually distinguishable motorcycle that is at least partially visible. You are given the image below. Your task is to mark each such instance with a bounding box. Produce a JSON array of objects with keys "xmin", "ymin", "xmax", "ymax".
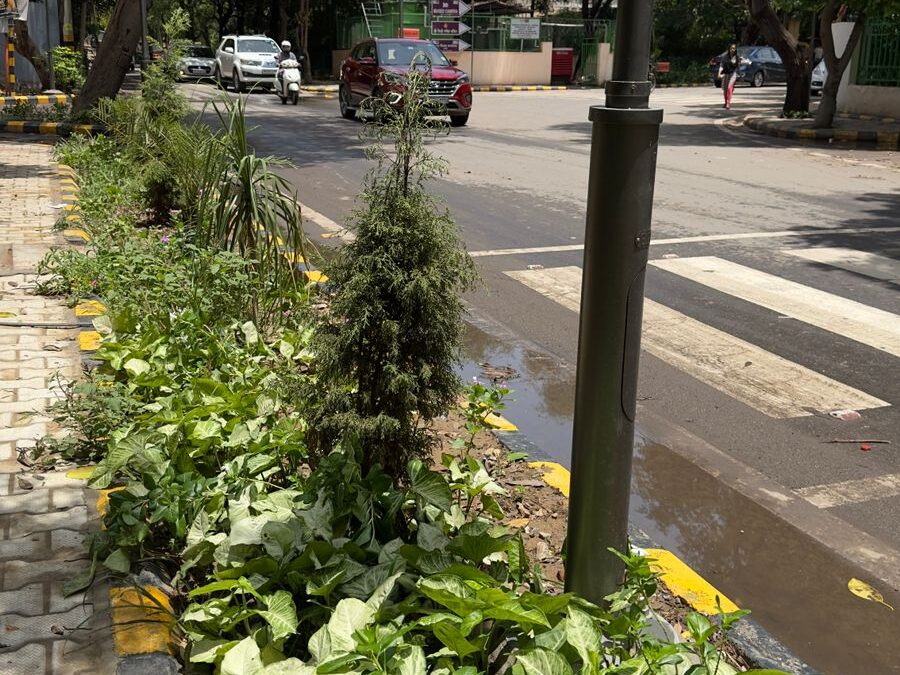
[{"xmin": 277, "ymin": 58, "xmax": 303, "ymax": 105}]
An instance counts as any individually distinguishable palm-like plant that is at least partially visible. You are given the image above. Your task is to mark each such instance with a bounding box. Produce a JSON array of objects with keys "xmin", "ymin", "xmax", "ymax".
[{"xmin": 193, "ymin": 96, "xmax": 307, "ymax": 328}]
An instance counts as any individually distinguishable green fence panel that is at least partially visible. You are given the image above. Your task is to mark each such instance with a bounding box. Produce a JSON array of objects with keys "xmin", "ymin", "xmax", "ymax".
[{"xmin": 856, "ymin": 18, "xmax": 900, "ymax": 87}]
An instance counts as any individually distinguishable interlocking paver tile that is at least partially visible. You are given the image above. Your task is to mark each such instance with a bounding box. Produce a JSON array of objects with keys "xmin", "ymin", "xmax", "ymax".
[{"xmin": 0, "ymin": 138, "xmax": 113, "ymax": 673}]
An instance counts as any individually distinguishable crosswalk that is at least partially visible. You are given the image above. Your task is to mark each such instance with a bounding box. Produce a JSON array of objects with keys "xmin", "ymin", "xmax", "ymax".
[
  {"xmin": 503, "ymin": 245, "xmax": 900, "ymax": 508},
  {"xmin": 504, "ymin": 246, "xmax": 899, "ymax": 421}
]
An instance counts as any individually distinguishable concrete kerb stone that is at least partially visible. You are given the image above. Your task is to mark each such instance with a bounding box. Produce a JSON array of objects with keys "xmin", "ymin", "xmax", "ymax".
[
  {"xmin": 473, "ymin": 85, "xmax": 570, "ymax": 92},
  {"xmin": 489, "ymin": 425, "xmax": 820, "ymax": 674},
  {"xmin": 0, "ymin": 94, "xmax": 73, "ymax": 108},
  {"xmin": 743, "ymin": 115, "xmax": 900, "ymax": 149}
]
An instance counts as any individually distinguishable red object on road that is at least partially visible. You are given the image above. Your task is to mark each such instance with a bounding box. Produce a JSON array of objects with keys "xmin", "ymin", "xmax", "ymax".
[
  {"xmin": 861, "ymin": 445, "xmax": 873, "ymax": 452},
  {"xmin": 551, "ymin": 48, "xmax": 574, "ymax": 82}
]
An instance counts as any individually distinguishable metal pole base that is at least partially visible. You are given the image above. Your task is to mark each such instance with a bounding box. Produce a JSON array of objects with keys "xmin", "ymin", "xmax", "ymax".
[{"xmin": 565, "ymin": 104, "xmax": 663, "ymax": 605}]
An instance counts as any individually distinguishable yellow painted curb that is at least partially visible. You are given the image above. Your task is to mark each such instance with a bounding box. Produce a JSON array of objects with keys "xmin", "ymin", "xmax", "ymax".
[
  {"xmin": 66, "ymin": 465, "xmax": 96, "ymax": 480},
  {"xmin": 110, "ymin": 586, "xmax": 176, "ymax": 656},
  {"xmin": 63, "ymin": 227, "xmax": 89, "ymax": 240},
  {"xmin": 283, "ymin": 250, "xmax": 305, "ymax": 264},
  {"xmin": 646, "ymin": 548, "xmax": 740, "ymax": 615},
  {"xmin": 6, "ymin": 120, "xmax": 25, "ymax": 132},
  {"xmin": 63, "ymin": 203, "xmax": 80, "ymax": 212},
  {"xmin": 484, "ymin": 412, "xmax": 518, "ymax": 432},
  {"xmin": 75, "ymin": 299, "xmax": 107, "ymax": 316},
  {"xmin": 61, "ymin": 193, "xmax": 78, "ymax": 202},
  {"xmin": 304, "ymin": 270, "xmax": 328, "ymax": 284},
  {"xmin": 79, "ymin": 330, "xmax": 101, "ymax": 351},
  {"xmin": 97, "ymin": 487, "xmax": 126, "ymax": 519},
  {"xmin": 39, "ymin": 122, "xmax": 57, "ymax": 134},
  {"xmin": 528, "ymin": 461, "xmax": 570, "ymax": 497}
]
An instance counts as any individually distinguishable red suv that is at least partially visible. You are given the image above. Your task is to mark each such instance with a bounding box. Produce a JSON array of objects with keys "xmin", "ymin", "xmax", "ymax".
[{"xmin": 339, "ymin": 38, "xmax": 473, "ymax": 127}]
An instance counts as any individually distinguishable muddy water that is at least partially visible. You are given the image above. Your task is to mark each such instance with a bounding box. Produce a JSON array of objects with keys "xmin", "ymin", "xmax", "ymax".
[{"xmin": 463, "ymin": 323, "xmax": 900, "ymax": 675}]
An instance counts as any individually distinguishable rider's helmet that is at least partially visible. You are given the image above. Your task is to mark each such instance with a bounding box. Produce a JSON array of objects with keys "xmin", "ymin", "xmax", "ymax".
[{"xmin": 281, "ymin": 41, "xmax": 292, "ymax": 52}]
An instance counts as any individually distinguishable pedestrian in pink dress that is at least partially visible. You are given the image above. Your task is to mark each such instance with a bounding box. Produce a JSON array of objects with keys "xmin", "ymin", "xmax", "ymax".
[{"xmin": 719, "ymin": 43, "xmax": 739, "ymax": 109}]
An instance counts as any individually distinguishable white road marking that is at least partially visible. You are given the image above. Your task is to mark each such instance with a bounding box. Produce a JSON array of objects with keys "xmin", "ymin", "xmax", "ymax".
[
  {"xmin": 505, "ymin": 266, "xmax": 889, "ymax": 418},
  {"xmin": 783, "ymin": 247, "xmax": 900, "ymax": 284},
  {"xmin": 651, "ymin": 256, "xmax": 900, "ymax": 357},
  {"xmin": 468, "ymin": 226, "xmax": 900, "ymax": 258},
  {"xmin": 298, "ymin": 201, "xmax": 355, "ymax": 242},
  {"xmin": 472, "ymin": 244, "xmax": 584, "ymax": 258},
  {"xmin": 797, "ymin": 473, "xmax": 900, "ymax": 509}
]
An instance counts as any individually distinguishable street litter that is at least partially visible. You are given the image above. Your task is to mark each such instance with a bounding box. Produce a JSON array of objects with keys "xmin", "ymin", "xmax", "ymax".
[
  {"xmin": 829, "ymin": 409, "xmax": 861, "ymax": 421},
  {"xmin": 826, "ymin": 439, "xmax": 891, "ymax": 444},
  {"xmin": 527, "ymin": 264, "xmax": 544, "ymax": 270},
  {"xmin": 848, "ymin": 578, "xmax": 894, "ymax": 610}
]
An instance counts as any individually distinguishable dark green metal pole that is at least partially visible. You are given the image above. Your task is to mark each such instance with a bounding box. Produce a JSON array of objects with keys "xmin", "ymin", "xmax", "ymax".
[{"xmin": 565, "ymin": 0, "xmax": 663, "ymax": 604}]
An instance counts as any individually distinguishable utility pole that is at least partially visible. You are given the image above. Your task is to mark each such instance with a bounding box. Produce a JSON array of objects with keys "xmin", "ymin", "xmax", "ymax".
[{"xmin": 564, "ymin": 0, "xmax": 663, "ymax": 604}]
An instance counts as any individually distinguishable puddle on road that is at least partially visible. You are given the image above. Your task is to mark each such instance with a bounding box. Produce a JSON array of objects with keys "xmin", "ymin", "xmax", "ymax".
[{"xmin": 463, "ymin": 322, "xmax": 900, "ymax": 675}]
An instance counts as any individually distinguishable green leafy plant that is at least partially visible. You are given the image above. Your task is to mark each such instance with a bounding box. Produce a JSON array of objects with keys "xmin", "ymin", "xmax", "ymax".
[
  {"xmin": 457, "ymin": 379, "xmax": 512, "ymax": 454},
  {"xmin": 52, "ymin": 45, "xmax": 86, "ymax": 93}
]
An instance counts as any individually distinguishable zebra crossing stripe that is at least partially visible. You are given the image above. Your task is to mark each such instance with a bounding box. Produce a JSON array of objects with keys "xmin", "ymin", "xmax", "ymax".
[
  {"xmin": 651, "ymin": 256, "xmax": 900, "ymax": 358},
  {"xmin": 783, "ymin": 247, "xmax": 900, "ymax": 284},
  {"xmin": 796, "ymin": 473, "xmax": 900, "ymax": 509},
  {"xmin": 505, "ymin": 266, "xmax": 889, "ymax": 418}
]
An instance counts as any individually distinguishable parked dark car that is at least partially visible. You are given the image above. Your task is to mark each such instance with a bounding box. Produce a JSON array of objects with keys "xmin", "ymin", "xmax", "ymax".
[
  {"xmin": 709, "ymin": 46, "xmax": 786, "ymax": 88},
  {"xmin": 339, "ymin": 38, "xmax": 473, "ymax": 127}
]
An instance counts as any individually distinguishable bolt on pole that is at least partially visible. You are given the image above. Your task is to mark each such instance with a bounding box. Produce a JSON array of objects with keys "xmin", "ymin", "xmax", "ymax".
[{"xmin": 565, "ymin": 0, "xmax": 663, "ymax": 605}]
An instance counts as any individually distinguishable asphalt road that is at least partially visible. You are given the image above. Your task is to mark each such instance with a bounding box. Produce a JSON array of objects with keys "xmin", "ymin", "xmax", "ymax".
[{"xmin": 184, "ymin": 82, "xmax": 900, "ymax": 673}]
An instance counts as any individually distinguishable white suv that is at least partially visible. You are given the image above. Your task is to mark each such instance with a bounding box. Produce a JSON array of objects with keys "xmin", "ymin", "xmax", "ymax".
[{"xmin": 215, "ymin": 35, "xmax": 281, "ymax": 91}]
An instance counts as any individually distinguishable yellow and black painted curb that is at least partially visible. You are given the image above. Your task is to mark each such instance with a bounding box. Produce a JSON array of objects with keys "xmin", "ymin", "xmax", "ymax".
[
  {"xmin": 473, "ymin": 85, "xmax": 569, "ymax": 92},
  {"xmin": 837, "ymin": 111, "xmax": 897, "ymax": 124},
  {"xmin": 744, "ymin": 115, "xmax": 900, "ymax": 149},
  {"xmin": 0, "ymin": 120, "xmax": 106, "ymax": 136},
  {"xmin": 64, "ymin": 468, "xmax": 181, "ymax": 672},
  {"xmin": 0, "ymin": 93, "xmax": 72, "ymax": 107},
  {"xmin": 490, "ymin": 425, "xmax": 819, "ymax": 674},
  {"xmin": 655, "ymin": 82, "xmax": 710, "ymax": 88},
  {"xmin": 63, "ymin": 166, "xmax": 179, "ymax": 669}
]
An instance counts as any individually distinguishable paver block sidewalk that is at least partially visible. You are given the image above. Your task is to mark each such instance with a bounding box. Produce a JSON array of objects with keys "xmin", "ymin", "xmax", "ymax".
[{"xmin": 0, "ymin": 137, "xmax": 115, "ymax": 674}]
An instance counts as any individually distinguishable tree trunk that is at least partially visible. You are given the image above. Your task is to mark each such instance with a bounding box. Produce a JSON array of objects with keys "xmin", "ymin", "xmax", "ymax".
[
  {"xmin": 749, "ymin": 0, "xmax": 809, "ymax": 113},
  {"xmin": 71, "ymin": 0, "xmax": 142, "ymax": 114},
  {"xmin": 13, "ymin": 19, "xmax": 52, "ymax": 89},
  {"xmin": 814, "ymin": 3, "xmax": 866, "ymax": 129},
  {"xmin": 297, "ymin": 0, "xmax": 311, "ymax": 82}
]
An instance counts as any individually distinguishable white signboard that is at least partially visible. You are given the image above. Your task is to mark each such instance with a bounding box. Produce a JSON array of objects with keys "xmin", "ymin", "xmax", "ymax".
[{"xmin": 509, "ymin": 18, "xmax": 541, "ymax": 40}]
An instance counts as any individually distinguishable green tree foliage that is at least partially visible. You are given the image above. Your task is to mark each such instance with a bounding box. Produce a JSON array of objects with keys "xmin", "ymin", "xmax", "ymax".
[
  {"xmin": 313, "ymin": 72, "xmax": 477, "ymax": 480},
  {"xmin": 654, "ymin": 0, "xmax": 748, "ymax": 59},
  {"xmin": 52, "ymin": 46, "xmax": 87, "ymax": 93}
]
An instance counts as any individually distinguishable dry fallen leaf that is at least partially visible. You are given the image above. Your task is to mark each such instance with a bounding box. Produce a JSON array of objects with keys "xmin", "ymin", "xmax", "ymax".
[{"xmin": 848, "ymin": 578, "xmax": 894, "ymax": 610}]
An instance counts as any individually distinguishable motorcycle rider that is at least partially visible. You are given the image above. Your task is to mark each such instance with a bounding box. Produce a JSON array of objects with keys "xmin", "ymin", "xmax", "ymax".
[{"xmin": 276, "ymin": 40, "xmax": 298, "ymax": 91}]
